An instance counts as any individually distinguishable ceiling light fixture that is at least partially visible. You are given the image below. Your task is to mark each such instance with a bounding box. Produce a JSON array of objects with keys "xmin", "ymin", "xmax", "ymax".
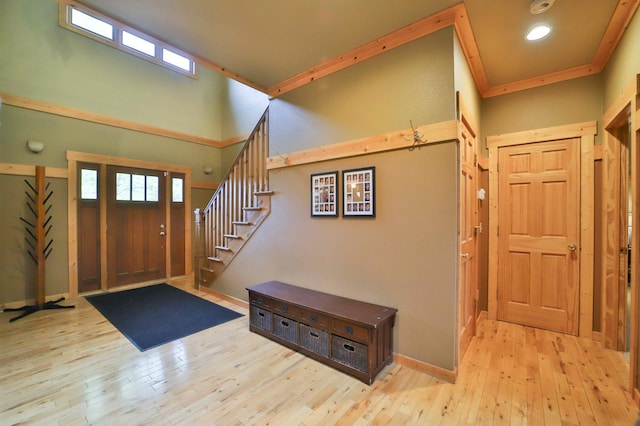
[
  {"xmin": 529, "ymin": 0, "xmax": 555, "ymax": 14},
  {"xmin": 526, "ymin": 24, "xmax": 552, "ymax": 41}
]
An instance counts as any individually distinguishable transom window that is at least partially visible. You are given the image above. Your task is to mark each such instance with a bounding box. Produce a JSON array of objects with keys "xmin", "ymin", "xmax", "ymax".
[{"xmin": 60, "ymin": 3, "xmax": 197, "ymax": 78}]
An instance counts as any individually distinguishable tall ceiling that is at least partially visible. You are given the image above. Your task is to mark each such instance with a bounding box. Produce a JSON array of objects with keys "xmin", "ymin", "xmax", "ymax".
[{"xmin": 76, "ymin": 0, "xmax": 633, "ymax": 97}]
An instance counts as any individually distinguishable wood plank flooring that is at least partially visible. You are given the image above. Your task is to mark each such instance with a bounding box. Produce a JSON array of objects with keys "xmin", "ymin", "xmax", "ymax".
[{"xmin": 1, "ymin": 280, "xmax": 638, "ymax": 425}]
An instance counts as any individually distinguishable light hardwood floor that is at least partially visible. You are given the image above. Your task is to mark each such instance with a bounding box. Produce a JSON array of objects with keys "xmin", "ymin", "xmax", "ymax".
[{"xmin": 1, "ymin": 280, "xmax": 638, "ymax": 425}]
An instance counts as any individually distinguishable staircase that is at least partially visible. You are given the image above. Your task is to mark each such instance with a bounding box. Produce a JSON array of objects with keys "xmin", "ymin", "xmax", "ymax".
[{"xmin": 195, "ymin": 108, "xmax": 271, "ymax": 287}]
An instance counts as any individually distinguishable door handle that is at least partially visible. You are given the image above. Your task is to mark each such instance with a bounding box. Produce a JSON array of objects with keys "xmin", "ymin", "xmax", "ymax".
[
  {"xmin": 460, "ymin": 253, "xmax": 470, "ymax": 259},
  {"xmin": 568, "ymin": 243, "xmax": 576, "ymax": 251},
  {"xmin": 160, "ymin": 231, "xmax": 166, "ymax": 236}
]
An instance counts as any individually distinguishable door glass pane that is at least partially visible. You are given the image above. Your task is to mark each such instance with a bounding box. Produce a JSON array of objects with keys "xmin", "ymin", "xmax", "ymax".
[
  {"xmin": 131, "ymin": 174, "xmax": 145, "ymax": 201},
  {"xmin": 115, "ymin": 173, "xmax": 131, "ymax": 201},
  {"xmin": 172, "ymin": 177, "xmax": 183, "ymax": 203},
  {"xmin": 147, "ymin": 175, "xmax": 159, "ymax": 202},
  {"xmin": 81, "ymin": 169, "xmax": 98, "ymax": 200}
]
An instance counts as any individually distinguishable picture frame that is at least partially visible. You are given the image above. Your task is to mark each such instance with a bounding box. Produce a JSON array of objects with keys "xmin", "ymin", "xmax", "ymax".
[
  {"xmin": 310, "ymin": 171, "xmax": 338, "ymax": 217},
  {"xmin": 343, "ymin": 167, "xmax": 375, "ymax": 217}
]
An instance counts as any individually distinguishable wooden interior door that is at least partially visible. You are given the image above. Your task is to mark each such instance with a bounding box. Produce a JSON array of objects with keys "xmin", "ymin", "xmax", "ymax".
[
  {"xmin": 459, "ymin": 121, "xmax": 478, "ymax": 361},
  {"xmin": 497, "ymin": 138, "xmax": 580, "ymax": 335},
  {"xmin": 106, "ymin": 166, "xmax": 166, "ymax": 287}
]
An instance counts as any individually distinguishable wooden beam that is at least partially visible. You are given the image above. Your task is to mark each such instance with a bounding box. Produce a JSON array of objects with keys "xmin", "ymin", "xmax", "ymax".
[
  {"xmin": 267, "ymin": 5, "xmax": 460, "ymax": 98},
  {"xmin": 1, "ymin": 92, "xmax": 225, "ymax": 148},
  {"xmin": 592, "ymin": 0, "xmax": 640, "ymax": 71},
  {"xmin": 453, "ymin": 4, "xmax": 489, "ymax": 94},
  {"xmin": 191, "ymin": 180, "xmax": 219, "ymax": 190},
  {"xmin": 266, "ymin": 120, "xmax": 459, "ymax": 169},
  {"xmin": 482, "ymin": 64, "xmax": 600, "ymax": 99},
  {"xmin": 66, "ymin": 151, "xmax": 191, "ymax": 174}
]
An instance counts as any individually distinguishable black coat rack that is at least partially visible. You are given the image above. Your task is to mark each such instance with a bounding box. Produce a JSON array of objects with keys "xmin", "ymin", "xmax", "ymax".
[{"xmin": 6, "ymin": 166, "xmax": 74, "ymax": 322}]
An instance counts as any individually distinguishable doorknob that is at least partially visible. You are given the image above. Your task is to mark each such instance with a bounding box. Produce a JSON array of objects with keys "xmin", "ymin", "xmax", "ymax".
[
  {"xmin": 568, "ymin": 243, "xmax": 576, "ymax": 251},
  {"xmin": 160, "ymin": 231, "xmax": 166, "ymax": 236},
  {"xmin": 460, "ymin": 253, "xmax": 470, "ymax": 258}
]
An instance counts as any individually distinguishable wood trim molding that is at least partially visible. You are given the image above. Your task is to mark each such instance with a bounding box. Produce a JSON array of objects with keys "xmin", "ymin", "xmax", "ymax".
[
  {"xmin": 191, "ymin": 180, "xmax": 219, "ymax": 190},
  {"xmin": 267, "ymin": 4, "xmax": 460, "ymax": 97},
  {"xmin": 487, "ymin": 121, "xmax": 598, "ymax": 148},
  {"xmin": 0, "ymin": 162, "xmax": 68, "ymax": 179},
  {"xmin": 0, "ymin": 92, "xmax": 227, "ymax": 148},
  {"xmin": 266, "ymin": 120, "xmax": 459, "ymax": 169},
  {"xmin": 482, "ymin": 64, "xmax": 600, "ymax": 99},
  {"xmin": 393, "ymin": 353, "xmax": 457, "ymax": 384},
  {"xmin": 66, "ymin": 151, "xmax": 192, "ymax": 174},
  {"xmin": 591, "ymin": 0, "xmax": 640, "ymax": 72},
  {"xmin": 199, "ymin": 285, "xmax": 250, "ymax": 310},
  {"xmin": 266, "ymin": 1, "xmax": 638, "ymax": 100}
]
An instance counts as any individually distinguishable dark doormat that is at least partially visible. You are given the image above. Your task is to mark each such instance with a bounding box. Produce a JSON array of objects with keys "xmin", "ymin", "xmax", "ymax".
[{"xmin": 86, "ymin": 283, "xmax": 243, "ymax": 351}]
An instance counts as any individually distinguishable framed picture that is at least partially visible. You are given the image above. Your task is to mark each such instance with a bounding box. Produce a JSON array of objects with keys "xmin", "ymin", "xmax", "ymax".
[
  {"xmin": 343, "ymin": 167, "xmax": 375, "ymax": 217},
  {"xmin": 311, "ymin": 171, "xmax": 338, "ymax": 217}
]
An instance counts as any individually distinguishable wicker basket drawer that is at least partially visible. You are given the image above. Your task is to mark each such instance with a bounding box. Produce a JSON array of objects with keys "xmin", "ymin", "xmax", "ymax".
[
  {"xmin": 299, "ymin": 324, "xmax": 329, "ymax": 357},
  {"xmin": 273, "ymin": 314, "xmax": 298, "ymax": 344},
  {"xmin": 331, "ymin": 335, "xmax": 368, "ymax": 373},
  {"xmin": 250, "ymin": 306, "xmax": 272, "ymax": 332}
]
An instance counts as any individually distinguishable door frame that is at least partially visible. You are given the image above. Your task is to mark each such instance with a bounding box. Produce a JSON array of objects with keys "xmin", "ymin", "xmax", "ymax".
[
  {"xmin": 487, "ymin": 121, "xmax": 597, "ymax": 338},
  {"xmin": 67, "ymin": 151, "xmax": 193, "ymax": 297},
  {"xmin": 602, "ymin": 74, "xmax": 640, "ymax": 399}
]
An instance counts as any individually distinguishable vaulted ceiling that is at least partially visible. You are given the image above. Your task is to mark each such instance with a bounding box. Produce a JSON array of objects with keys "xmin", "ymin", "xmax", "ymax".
[{"xmin": 76, "ymin": 0, "xmax": 637, "ymax": 98}]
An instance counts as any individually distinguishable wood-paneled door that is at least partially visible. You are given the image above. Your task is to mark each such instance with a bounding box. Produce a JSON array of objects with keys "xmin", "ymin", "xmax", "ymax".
[
  {"xmin": 458, "ymin": 118, "xmax": 478, "ymax": 362},
  {"xmin": 77, "ymin": 163, "xmax": 102, "ymax": 293},
  {"xmin": 496, "ymin": 138, "xmax": 580, "ymax": 334},
  {"xmin": 106, "ymin": 165, "xmax": 167, "ymax": 288}
]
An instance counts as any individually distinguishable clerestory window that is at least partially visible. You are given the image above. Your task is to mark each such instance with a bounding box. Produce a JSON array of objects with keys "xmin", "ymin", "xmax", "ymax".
[{"xmin": 59, "ymin": 2, "xmax": 197, "ymax": 78}]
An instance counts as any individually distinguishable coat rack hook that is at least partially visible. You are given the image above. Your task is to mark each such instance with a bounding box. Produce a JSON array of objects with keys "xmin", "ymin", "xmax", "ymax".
[{"xmin": 404, "ymin": 120, "xmax": 427, "ymax": 151}]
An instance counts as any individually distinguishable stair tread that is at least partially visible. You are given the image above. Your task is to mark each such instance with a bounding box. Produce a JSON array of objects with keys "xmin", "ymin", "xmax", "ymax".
[
  {"xmin": 233, "ymin": 221, "xmax": 252, "ymax": 225},
  {"xmin": 243, "ymin": 206, "xmax": 262, "ymax": 211},
  {"xmin": 224, "ymin": 234, "xmax": 241, "ymax": 239},
  {"xmin": 254, "ymin": 190, "xmax": 274, "ymax": 195},
  {"xmin": 215, "ymin": 245, "xmax": 232, "ymax": 251},
  {"xmin": 207, "ymin": 257, "xmax": 223, "ymax": 263}
]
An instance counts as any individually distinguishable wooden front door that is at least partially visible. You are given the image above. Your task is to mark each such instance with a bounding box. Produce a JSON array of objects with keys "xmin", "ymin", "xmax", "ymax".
[
  {"xmin": 459, "ymin": 121, "xmax": 478, "ymax": 360},
  {"xmin": 106, "ymin": 166, "xmax": 166, "ymax": 288},
  {"xmin": 497, "ymin": 138, "xmax": 580, "ymax": 335}
]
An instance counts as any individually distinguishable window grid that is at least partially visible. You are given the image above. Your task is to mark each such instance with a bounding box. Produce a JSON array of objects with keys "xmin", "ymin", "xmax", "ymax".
[{"xmin": 60, "ymin": 3, "xmax": 198, "ymax": 79}]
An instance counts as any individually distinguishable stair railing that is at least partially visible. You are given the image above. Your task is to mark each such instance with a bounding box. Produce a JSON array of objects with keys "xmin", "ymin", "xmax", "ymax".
[{"xmin": 198, "ymin": 108, "xmax": 269, "ymax": 272}]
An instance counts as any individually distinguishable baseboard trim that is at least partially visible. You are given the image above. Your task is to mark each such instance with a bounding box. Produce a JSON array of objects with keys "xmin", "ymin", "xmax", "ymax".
[
  {"xmin": 199, "ymin": 285, "xmax": 249, "ymax": 310},
  {"xmin": 393, "ymin": 353, "xmax": 457, "ymax": 383}
]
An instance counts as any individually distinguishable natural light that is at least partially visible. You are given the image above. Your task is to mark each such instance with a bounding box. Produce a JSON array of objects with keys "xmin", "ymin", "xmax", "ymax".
[
  {"xmin": 71, "ymin": 8, "xmax": 113, "ymax": 40},
  {"xmin": 122, "ymin": 31, "xmax": 155, "ymax": 57}
]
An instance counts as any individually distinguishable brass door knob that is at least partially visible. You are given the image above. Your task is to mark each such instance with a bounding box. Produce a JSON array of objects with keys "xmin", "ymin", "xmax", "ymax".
[{"xmin": 568, "ymin": 243, "xmax": 576, "ymax": 251}]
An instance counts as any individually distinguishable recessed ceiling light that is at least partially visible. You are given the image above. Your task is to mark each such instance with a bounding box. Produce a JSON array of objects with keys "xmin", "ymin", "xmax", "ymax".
[{"xmin": 526, "ymin": 24, "xmax": 552, "ymax": 41}]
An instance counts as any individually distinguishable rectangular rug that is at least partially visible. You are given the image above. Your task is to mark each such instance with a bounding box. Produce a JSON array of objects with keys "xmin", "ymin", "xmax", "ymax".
[{"xmin": 86, "ymin": 283, "xmax": 243, "ymax": 351}]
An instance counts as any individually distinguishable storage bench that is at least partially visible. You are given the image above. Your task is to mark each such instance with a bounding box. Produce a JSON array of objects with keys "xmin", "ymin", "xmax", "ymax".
[{"xmin": 246, "ymin": 280, "xmax": 397, "ymax": 384}]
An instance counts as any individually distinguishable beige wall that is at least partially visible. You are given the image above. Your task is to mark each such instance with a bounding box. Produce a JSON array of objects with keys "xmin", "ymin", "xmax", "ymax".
[
  {"xmin": 215, "ymin": 144, "xmax": 459, "ymax": 370},
  {"xmin": 211, "ymin": 29, "xmax": 461, "ymax": 370},
  {"xmin": 481, "ymin": 74, "xmax": 603, "ymax": 149},
  {"xmin": 603, "ymin": 8, "xmax": 640, "ymax": 108},
  {"xmin": 269, "ymin": 28, "xmax": 456, "ymax": 154},
  {"xmin": 453, "ymin": 32, "xmax": 482, "ymax": 133}
]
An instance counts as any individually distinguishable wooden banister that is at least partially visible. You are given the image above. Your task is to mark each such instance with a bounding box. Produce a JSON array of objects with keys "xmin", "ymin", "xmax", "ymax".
[{"xmin": 196, "ymin": 108, "xmax": 270, "ymax": 285}]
